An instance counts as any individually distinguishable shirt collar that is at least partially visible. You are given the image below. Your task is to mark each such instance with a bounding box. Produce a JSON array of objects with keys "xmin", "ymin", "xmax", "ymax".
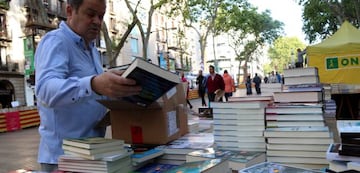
[{"xmin": 59, "ymin": 21, "xmax": 95, "ymax": 50}]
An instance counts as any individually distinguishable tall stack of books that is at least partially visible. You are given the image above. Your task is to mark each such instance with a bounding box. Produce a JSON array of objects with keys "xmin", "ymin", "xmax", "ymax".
[
  {"xmin": 264, "ymin": 67, "xmax": 333, "ymax": 170},
  {"xmin": 58, "ymin": 137, "xmax": 133, "ymax": 173},
  {"xmin": 211, "ymin": 100, "xmax": 268, "ymax": 152}
]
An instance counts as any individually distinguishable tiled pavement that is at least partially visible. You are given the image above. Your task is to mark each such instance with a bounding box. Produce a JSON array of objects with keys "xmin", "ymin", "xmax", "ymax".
[
  {"xmin": 0, "ymin": 97, "xmax": 209, "ymax": 173},
  {"xmin": 0, "ymin": 126, "xmax": 41, "ymax": 172}
]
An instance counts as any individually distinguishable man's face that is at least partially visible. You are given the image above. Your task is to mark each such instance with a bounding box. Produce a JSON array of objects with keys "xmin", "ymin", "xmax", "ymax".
[
  {"xmin": 67, "ymin": 0, "xmax": 106, "ymax": 44},
  {"xmin": 209, "ymin": 67, "xmax": 214, "ymax": 74}
]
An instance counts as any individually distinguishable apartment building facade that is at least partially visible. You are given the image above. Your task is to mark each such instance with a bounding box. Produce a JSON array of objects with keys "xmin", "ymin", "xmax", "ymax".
[{"xmin": 0, "ymin": 0, "xmax": 197, "ymax": 108}]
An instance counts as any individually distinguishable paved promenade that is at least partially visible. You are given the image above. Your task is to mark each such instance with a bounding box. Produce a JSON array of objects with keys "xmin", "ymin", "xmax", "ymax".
[
  {"xmin": 0, "ymin": 98, "xmax": 212, "ymax": 172},
  {"xmin": 0, "ymin": 89, "xmax": 249, "ymax": 172}
]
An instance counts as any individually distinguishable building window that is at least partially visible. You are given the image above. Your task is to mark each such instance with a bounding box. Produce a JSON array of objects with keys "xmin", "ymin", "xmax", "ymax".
[
  {"xmin": 130, "ymin": 38, "xmax": 138, "ymax": 54},
  {"xmin": 0, "ymin": 46, "xmax": 7, "ymax": 66}
]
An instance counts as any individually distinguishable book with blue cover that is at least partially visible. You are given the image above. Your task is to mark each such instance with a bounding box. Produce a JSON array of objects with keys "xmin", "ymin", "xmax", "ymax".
[
  {"xmin": 131, "ymin": 148, "xmax": 165, "ymax": 163},
  {"xmin": 132, "ymin": 162, "xmax": 178, "ymax": 173},
  {"xmin": 120, "ymin": 58, "xmax": 180, "ymax": 107}
]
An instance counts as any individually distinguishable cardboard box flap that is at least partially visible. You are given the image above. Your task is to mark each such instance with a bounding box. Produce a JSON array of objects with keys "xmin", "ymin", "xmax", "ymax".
[{"xmin": 98, "ymin": 99, "xmax": 163, "ymax": 110}]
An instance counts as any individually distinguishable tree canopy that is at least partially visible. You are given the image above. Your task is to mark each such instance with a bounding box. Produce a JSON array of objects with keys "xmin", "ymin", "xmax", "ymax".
[{"xmin": 299, "ymin": 0, "xmax": 360, "ymax": 43}]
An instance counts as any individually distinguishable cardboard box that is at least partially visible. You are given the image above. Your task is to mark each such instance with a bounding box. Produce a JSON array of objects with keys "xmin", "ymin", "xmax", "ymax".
[{"xmin": 99, "ymin": 83, "xmax": 188, "ymax": 145}]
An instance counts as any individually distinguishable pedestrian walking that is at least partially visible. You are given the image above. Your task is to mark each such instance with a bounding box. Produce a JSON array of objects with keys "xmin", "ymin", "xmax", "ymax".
[{"xmin": 253, "ymin": 73, "xmax": 261, "ymax": 94}]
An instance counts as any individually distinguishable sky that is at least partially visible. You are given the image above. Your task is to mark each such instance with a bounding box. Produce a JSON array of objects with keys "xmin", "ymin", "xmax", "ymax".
[{"xmin": 249, "ymin": 0, "xmax": 308, "ymax": 44}]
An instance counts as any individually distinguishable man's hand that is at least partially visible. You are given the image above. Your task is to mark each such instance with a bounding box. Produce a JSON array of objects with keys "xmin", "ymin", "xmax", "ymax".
[{"xmin": 91, "ymin": 70, "xmax": 142, "ymax": 98}]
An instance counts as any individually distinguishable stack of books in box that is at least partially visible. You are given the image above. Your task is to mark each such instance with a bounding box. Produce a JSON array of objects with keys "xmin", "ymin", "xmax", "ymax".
[{"xmin": 58, "ymin": 137, "xmax": 133, "ymax": 173}]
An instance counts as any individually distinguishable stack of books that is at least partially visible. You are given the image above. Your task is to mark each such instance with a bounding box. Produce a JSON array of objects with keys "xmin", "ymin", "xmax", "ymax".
[
  {"xmin": 211, "ymin": 101, "xmax": 268, "ymax": 152},
  {"xmin": 265, "ymin": 103, "xmax": 325, "ymax": 128},
  {"xmin": 337, "ymin": 120, "xmax": 360, "ymax": 157},
  {"xmin": 155, "ymin": 132, "xmax": 214, "ymax": 166},
  {"xmin": 264, "ymin": 67, "xmax": 334, "ymax": 170},
  {"xmin": 59, "ymin": 137, "xmax": 133, "ymax": 172},
  {"xmin": 282, "ymin": 67, "xmax": 320, "ymax": 87},
  {"xmin": 326, "ymin": 143, "xmax": 360, "ymax": 172},
  {"xmin": 58, "ymin": 153, "xmax": 132, "ymax": 173},
  {"xmin": 185, "ymin": 148, "xmax": 266, "ymax": 172},
  {"xmin": 326, "ymin": 120, "xmax": 360, "ymax": 171},
  {"xmin": 61, "ymin": 137, "xmax": 128, "ymax": 160}
]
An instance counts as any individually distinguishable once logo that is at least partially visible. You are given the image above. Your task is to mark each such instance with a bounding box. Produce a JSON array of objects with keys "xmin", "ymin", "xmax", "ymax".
[{"xmin": 326, "ymin": 56, "xmax": 359, "ymax": 70}]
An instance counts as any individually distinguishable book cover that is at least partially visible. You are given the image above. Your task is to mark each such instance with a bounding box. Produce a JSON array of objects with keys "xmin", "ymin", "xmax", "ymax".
[
  {"xmin": 326, "ymin": 143, "xmax": 360, "ymax": 162},
  {"xmin": 131, "ymin": 148, "xmax": 165, "ymax": 163},
  {"xmin": 131, "ymin": 162, "xmax": 178, "ymax": 173},
  {"xmin": 120, "ymin": 58, "xmax": 180, "ymax": 107},
  {"xmin": 337, "ymin": 120, "xmax": 360, "ymax": 138},
  {"xmin": 227, "ymin": 151, "xmax": 266, "ymax": 171},
  {"xmin": 186, "ymin": 149, "xmax": 266, "ymax": 171},
  {"xmin": 185, "ymin": 148, "xmax": 232, "ymax": 162},
  {"xmin": 240, "ymin": 162, "xmax": 322, "ymax": 173},
  {"xmin": 62, "ymin": 137, "xmax": 124, "ymax": 149},
  {"xmin": 161, "ymin": 133, "xmax": 214, "ymax": 155},
  {"xmin": 163, "ymin": 158, "xmax": 229, "ymax": 173}
]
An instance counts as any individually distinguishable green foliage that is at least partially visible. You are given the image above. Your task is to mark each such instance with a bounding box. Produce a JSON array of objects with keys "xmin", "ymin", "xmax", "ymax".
[
  {"xmin": 299, "ymin": 0, "xmax": 360, "ymax": 43},
  {"xmin": 267, "ymin": 37, "xmax": 305, "ymax": 73}
]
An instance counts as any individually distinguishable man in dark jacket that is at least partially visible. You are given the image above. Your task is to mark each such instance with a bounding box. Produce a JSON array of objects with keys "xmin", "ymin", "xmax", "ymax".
[{"xmin": 253, "ymin": 73, "xmax": 262, "ymax": 94}]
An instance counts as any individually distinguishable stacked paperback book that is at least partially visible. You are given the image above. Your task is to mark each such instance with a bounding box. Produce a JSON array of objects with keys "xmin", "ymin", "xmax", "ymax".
[
  {"xmin": 155, "ymin": 132, "xmax": 214, "ymax": 166},
  {"xmin": 264, "ymin": 67, "xmax": 333, "ymax": 170},
  {"xmin": 211, "ymin": 100, "xmax": 269, "ymax": 152},
  {"xmin": 185, "ymin": 148, "xmax": 266, "ymax": 172},
  {"xmin": 58, "ymin": 137, "xmax": 133, "ymax": 173}
]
